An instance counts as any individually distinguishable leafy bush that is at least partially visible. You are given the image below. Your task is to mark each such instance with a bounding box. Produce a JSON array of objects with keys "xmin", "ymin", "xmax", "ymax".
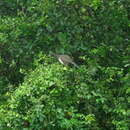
[
  {"xmin": 0, "ymin": 0, "xmax": 130, "ymax": 129},
  {"xmin": 1, "ymin": 62, "xmax": 129, "ymax": 129}
]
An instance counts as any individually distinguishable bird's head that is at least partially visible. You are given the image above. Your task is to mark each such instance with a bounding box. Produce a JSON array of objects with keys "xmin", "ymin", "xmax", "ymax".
[{"xmin": 49, "ymin": 51, "xmax": 59, "ymax": 58}]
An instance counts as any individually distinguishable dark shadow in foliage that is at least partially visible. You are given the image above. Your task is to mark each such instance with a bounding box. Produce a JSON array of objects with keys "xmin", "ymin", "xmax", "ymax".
[{"xmin": 0, "ymin": 1, "xmax": 17, "ymax": 16}]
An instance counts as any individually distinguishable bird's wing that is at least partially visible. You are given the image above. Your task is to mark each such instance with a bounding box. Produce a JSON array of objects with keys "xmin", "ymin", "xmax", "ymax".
[{"xmin": 60, "ymin": 55, "xmax": 73, "ymax": 62}]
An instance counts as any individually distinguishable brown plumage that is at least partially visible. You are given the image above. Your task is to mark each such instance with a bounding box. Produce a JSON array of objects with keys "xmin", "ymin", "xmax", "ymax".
[{"xmin": 50, "ymin": 53, "xmax": 79, "ymax": 68}]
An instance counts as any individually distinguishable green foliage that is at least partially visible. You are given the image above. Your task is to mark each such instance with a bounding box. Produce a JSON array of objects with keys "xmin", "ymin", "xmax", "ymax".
[{"xmin": 0, "ymin": 0, "xmax": 130, "ymax": 129}]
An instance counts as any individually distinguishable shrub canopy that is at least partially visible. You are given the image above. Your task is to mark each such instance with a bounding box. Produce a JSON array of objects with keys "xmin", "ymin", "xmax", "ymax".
[{"xmin": 0, "ymin": 0, "xmax": 130, "ymax": 129}]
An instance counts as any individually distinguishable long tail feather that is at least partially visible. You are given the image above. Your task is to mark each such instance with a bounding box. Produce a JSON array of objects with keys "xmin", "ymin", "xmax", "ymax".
[{"xmin": 72, "ymin": 62, "xmax": 79, "ymax": 68}]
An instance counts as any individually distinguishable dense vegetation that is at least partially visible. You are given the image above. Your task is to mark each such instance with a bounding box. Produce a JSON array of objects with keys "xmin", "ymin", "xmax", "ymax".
[{"xmin": 0, "ymin": 0, "xmax": 130, "ymax": 129}]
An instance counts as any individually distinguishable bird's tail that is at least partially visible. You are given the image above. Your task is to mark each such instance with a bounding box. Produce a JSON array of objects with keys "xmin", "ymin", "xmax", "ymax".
[{"xmin": 72, "ymin": 62, "xmax": 79, "ymax": 68}]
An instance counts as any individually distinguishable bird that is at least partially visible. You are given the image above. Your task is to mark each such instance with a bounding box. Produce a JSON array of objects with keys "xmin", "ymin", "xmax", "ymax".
[{"xmin": 50, "ymin": 52, "xmax": 79, "ymax": 68}]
